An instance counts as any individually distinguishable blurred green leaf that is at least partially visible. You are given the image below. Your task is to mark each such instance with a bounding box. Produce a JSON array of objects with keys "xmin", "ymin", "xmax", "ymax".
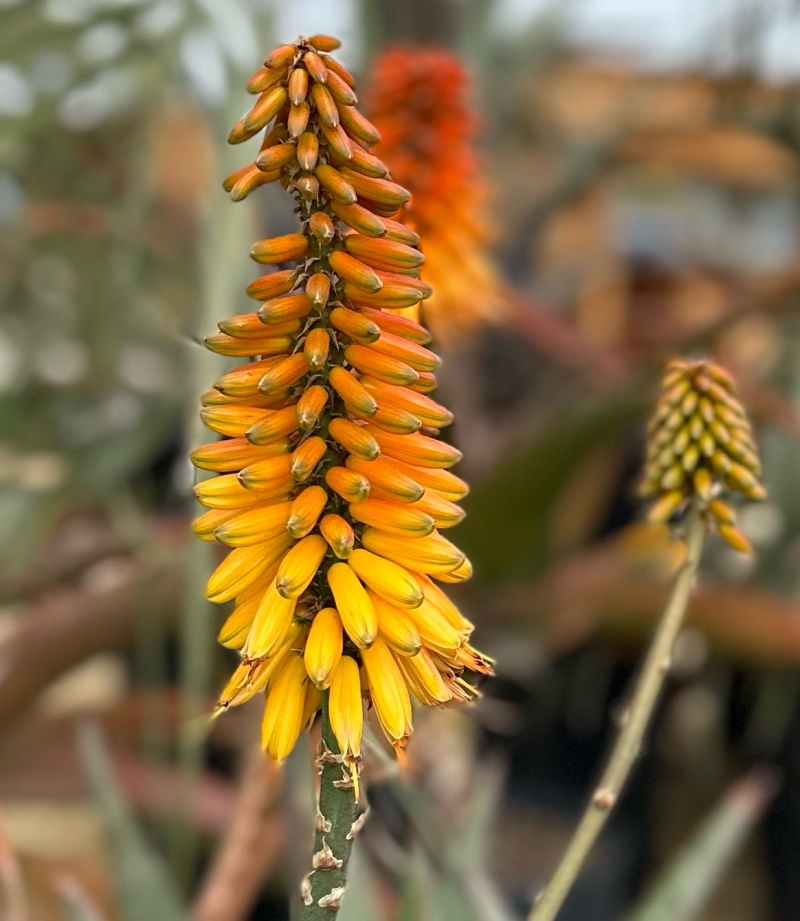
[
  {"xmin": 77, "ymin": 722, "xmax": 186, "ymax": 921},
  {"xmin": 458, "ymin": 388, "xmax": 646, "ymax": 583},
  {"xmin": 625, "ymin": 770, "xmax": 778, "ymax": 921}
]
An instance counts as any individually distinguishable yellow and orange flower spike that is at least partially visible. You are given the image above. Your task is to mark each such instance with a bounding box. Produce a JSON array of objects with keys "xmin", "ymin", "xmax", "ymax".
[
  {"xmin": 192, "ymin": 36, "xmax": 492, "ymax": 774},
  {"xmin": 366, "ymin": 47, "xmax": 506, "ymax": 344},
  {"xmin": 641, "ymin": 359, "xmax": 766, "ymax": 552}
]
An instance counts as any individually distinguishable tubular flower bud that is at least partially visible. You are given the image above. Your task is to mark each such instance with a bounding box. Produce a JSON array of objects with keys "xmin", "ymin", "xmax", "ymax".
[
  {"xmin": 641, "ymin": 360, "xmax": 766, "ymax": 552},
  {"xmin": 348, "ymin": 549, "xmax": 423, "ymax": 609},
  {"xmin": 366, "ymin": 47, "xmax": 507, "ymax": 344},
  {"xmin": 192, "ymin": 35, "xmax": 489, "ymax": 764},
  {"xmin": 287, "ymin": 485, "xmax": 329, "ymax": 538},
  {"xmin": 290, "ymin": 436, "xmax": 327, "ymax": 481},
  {"xmin": 275, "ymin": 535, "xmax": 328, "ymax": 598},
  {"xmin": 304, "ymin": 607, "xmax": 343, "ymax": 689},
  {"xmin": 328, "ymin": 562, "xmax": 378, "ymax": 648},
  {"xmin": 261, "ymin": 655, "xmax": 309, "ymax": 761},
  {"xmin": 320, "ymin": 514, "xmax": 355, "ymax": 559}
]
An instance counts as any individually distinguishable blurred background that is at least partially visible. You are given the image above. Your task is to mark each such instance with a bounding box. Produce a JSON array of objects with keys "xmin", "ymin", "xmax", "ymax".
[{"xmin": 2, "ymin": 0, "xmax": 800, "ymax": 919}]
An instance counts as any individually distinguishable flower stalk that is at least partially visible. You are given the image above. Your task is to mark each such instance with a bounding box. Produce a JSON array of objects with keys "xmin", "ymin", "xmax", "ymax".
[
  {"xmin": 531, "ymin": 358, "xmax": 767, "ymax": 921},
  {"xmin": 302, "ymin": 698, "xmax": 361, "ymax": 918},
  {"xmin": 529, "ymin": 501, "xmax": 706, "ymax": 921}
]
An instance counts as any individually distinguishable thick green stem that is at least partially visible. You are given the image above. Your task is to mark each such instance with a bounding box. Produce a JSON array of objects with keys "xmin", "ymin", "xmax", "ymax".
[
  {"xmin": 302, "ymin": 695, "xmax": 359, "ymax": 919},
  {"xmin": 529, "ymin": 503, "xmax": 707, "ymax": 921}
]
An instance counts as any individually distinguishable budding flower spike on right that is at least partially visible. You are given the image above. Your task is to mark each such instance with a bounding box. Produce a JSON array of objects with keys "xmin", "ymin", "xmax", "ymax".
[
  {"xmin": 640, "ymin": 359, "xmax": 767, "ymax": 551},
  {"xmin": 192, "ymin": 35, "xmax": 493, "ymax": 784}
]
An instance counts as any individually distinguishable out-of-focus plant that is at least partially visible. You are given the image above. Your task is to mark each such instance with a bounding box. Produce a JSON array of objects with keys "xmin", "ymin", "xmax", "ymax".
[
  {"xmin": 530, "ymin": 359, "xmax": 767, "ymax": 921},
  {"xmin": 366, "ymin": 46, "xmax": 507, "ymax": 345}
]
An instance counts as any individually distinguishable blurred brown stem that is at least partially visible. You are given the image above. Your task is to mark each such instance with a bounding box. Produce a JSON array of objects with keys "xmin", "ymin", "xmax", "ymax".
[
  {"xmin": 529, "ymin": 503, "xmax": 706, "ymax": 921},
  {"xmin": 0, "ymin": 559, "xmax": 181, "ymax": 733},
  {"xmin": 190, "ymin": 751, "xmax": 284, "ymax": 921}
]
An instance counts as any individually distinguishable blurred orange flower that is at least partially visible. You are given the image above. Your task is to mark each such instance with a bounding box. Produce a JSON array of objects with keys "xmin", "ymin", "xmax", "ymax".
[{"xmin": 368, "ymin": 47, "xmax": 506, "ymax": 344}]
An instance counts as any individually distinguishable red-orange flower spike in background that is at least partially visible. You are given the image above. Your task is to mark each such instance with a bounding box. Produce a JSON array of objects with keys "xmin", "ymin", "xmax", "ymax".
[
  {"xmin": 367, "ymin": 47, "xmax": 507, "ymax": 344},
  {"xmin": 192, "ymin": 36, "xmax": 492, "ymax": 778}
]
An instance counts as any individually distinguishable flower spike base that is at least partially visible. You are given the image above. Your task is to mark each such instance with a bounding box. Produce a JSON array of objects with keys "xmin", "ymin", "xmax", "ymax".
[{"xmin": 190, "ymin": 34, "xmax": 492, "ymax": 917}]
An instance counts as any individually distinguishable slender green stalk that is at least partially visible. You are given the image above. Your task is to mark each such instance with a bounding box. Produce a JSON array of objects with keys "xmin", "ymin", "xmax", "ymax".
[
  {"xmin": 302, "ymin": 696, "xmax": 359, "ymax": 920},
  {"xmin": 530, "ymin": 503, "xmax": 707, "ymax": 921}
]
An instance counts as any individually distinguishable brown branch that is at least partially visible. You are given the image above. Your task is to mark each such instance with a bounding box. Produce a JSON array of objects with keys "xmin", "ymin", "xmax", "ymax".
[
  {"xmin": 189, "ymin": 750, "xmax": 285, "ymax": 921},
  {"xmin": 0, "ymin": 559, "xmax": 182, "ymax": 733}
]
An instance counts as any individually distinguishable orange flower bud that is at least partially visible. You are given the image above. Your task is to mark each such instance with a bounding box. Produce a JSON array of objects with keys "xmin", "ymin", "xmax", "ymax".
[
  {"xmin": 257, "ymin": 292, "xmax": 312, "ymax": 325},
  {"xmin": 368, "ymin": 333, "xmax": 440, "ymax": 373},
  {"xmin": 287, "ymin": 485, "xmax": 328, "ymax": 538},
  {"xmin": 245, "ymin": 268, "xmax": 298, "ymax": 301},
  {"xmin": 288, "ymin": 102, "xmax": 311, "ymax": 138},
  {"xmin": 203, "ymin": 332, "xmax": 293, "ymax": 358},
  {"xmin": 381, "ymin": 217, "xmax": 419, "ymax": 246},
  {"xmin": 349, "ymin": 549, "xmax": 423, "ymax": 609},
  {"xmin": 306, "ymin": 272, "xmax": 331, "ymax": 308},
  {"xmin": 311, "ymin": 82, "xmax": 339, "ymax": 127},
  {"xmin": 346, "ymin": 455, "xmax": 424, "ymax": 503},
  {"xmin": 330, "ymin": 251, "xmax": 382, "ymax": 292},
  {"xmin": 364, "ymin": 426, "xmax": 462, "ymax": 469},
  {"xmin": 246, "ymin": 405, "xmax": 301, "ymax": 445},
  {"xmin": 339, "ymin": 171, "xmax": 408, "ymax": 209},
  {"xmin": 328, "ymin": 562, "xmax": 377, "ymax": 648},
  {"xmin": 328, "ymin": 417, "xmax": 381, "ymax": 461},
  {"xmin": 324, "ymin": 54, "xmax": 355, "ymax": 88},
  {"xmin": 344, "ymin": 234, "xmax": 424, "ymax": 272},
  {"xmin": 344, "ymin": 281, "xmax": 423, "ymax": 309},
  {"xmin": 344, "ymin": 344, "xmax": 418, "ymax": 387},
  {"xmin": 338, "ymin": 106, "xmax": 381, "ymax": 147},
  {"xmin": 304, "ymin": 50, "xmax": 328, "ymax": 83},
  {"xmin": 276, "ymin": 534, "xmax": 327, "ymax": 598},
  {"xmin": 290, "ymin": 436, "xmax": 327, "ymax": 481},
  {"xmin": 349, "ymin": 499, "xmax": 434, "ymax": 537},
  {"xmin": 297, "ymin": 131, "xmax": 319, "ymax": 171},
  {"xmin": 264, "ymin": 44, "xmax": 296, "ymax": 69},
  {"xmin": 191, "ymin": 437, "xmax": 290, "ymax": 473},
  {"xmin": 361, "ymin": 378, "xmax": 452, "ymax": 428},
  {"xmin": 288, "ymin": 66, "xmax": 308, "ymax": 105},
  {"xmin": 193, "ymin": 507, "xmax": 237, "ymax": 541},
  {"xmin": 308, "ymin": 34, "xmax": 342, "ymax": 52},
  {"xmin": 319, "ymin": 121, "xmax": 353, "ymax": 159},
  {"xmin": 315, "ymin": 164, "xmax": 356, "ymax": 204},
  {"xmin": 361, "ymin": 638, "xmax": 412, "ymax": 746},
  {"xmin": 213, "ymin": 502, "xmax": 293, "ymax": 548},
  {"xmin": 247, "ymin": 64, "xmax": 287, "ymax": 95},
  {"xmin": 200, "ymin": 405, "xmax": 272, "ymax": 439},
  {"xmin": 226, "ymin": 164, "xmax": 280, "ymax": 201},
  {"xmin": 206, "ymin": 539, "xmax": 293, "ymax": 604},
  {"xmin": 330, "ymin": 144, "xmax": 387, "ymax": 178},
  {"xmin": 297, "ymin": 384, "xmax": 329, "ymax": 430},
  {"xmin": 308, "ymin": 211, "xmax": 335, "ymax": 244},
  {"xmin": 320, "ymin": 514, "xmax": 355, "ymax": 559},
  {"xmin": 255, "ymin": 142, "xmax": 297, "ymax": 172},
  {"xmin": 329, "ymin": 307, "xmax": 381, "ymax": 344},
  {"xmin": 296, "ymin": 174, "xmax": 319, "ymax": 200},
  {"xmin": 261, "ymin": 655, "xmax": 307, "ymax": 761},
  {"xmin": 303, "ymin": 327, "xmax": 330, "ymax": 370},
  {"xmin": 355, "ymin": 306, "xmax": 430, "ymax": 345},
  {"xmin": 361, "ymin": 528, "xmax": 465, "ymax": 575},
  {"xmin": 409, "ymin": 491, "xmax": 465, "ymax": 529},
  {"xmin": 250, "ymin": 233, "xmax": 308, "ymax": 265},
  {"xmin": 328, "ymin": 367, "xmax": 378, "ymax": 416},
  {"xmin": 229, "ymin": 86, "xmax": 288, "ymax": 143},
  {"xmin": 237, "ymin": 454, "xmax": 293, "ymax": 491},
  {"xmin": 218, "ymin": 315, "xmax": 299, "ymax": 341},
  {"xmin": 325, "ymin": 466, "xmax": 370, "ymax": 503},
  {"xmin": 304, "ymin": 607, "xmax": 343, "ymax": 690},
  {"xmin": 257, "ymin": 353, "xmax": 309, "ymax": 395},
  {"xmin": 330, "ymin": 200, "xmax": 386, "ymax": 237}
]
